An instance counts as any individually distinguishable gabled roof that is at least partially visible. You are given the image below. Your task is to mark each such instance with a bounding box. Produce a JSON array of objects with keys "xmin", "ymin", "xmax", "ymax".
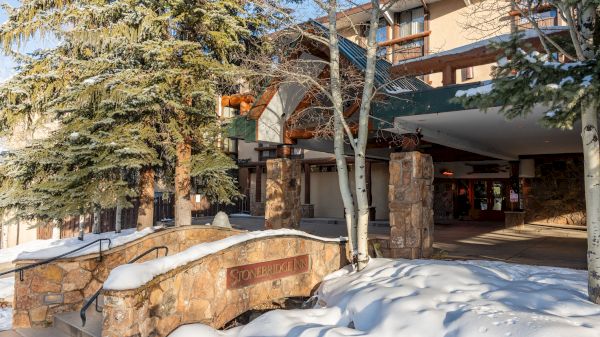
[{"xmin": 309, "ymin": 20, "xmax": 432, "ymax": 92}]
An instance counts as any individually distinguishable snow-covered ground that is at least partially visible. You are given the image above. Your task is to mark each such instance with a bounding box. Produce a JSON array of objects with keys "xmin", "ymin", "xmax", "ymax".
[
  {"xmin": 0, "ymin": 277, "xmax": 13, "ymax": 331},
  {"xmin": 0, "ymin": 227, "xmax": 155, "ymax": 264},
  {"xmin": 170, "ymin": 258, "xmax": 600, "ymax": 337},
  {"xmin": 0, "ymin": 308, "xmax": 11, "ymax": 331}
]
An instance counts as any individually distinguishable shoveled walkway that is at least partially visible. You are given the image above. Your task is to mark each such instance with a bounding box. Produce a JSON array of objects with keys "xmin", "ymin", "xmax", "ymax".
[{"xmin": 195, "ymin": 216, "xmax": 588, "ymax": 270}]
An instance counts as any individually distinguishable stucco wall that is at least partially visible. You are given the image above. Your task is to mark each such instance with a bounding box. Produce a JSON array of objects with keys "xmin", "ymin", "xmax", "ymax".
[
  {"xmin": 102, "ymin": 235, "xmax": 348, "ymax": 337},
  {"xmin": 12, "ymin": 226, "xmax": 244, "ymax": 328},
  {"xmin": 427, "ymin": 0, "xmax": 511, "ymax": 87}
]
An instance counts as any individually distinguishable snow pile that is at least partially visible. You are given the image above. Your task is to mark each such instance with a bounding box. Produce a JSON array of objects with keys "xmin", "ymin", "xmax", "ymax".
[
  {"xmin": 212, "ymin": 211, "xmax": 232, "ymax": 228},
  {"xmin": 170, "ymin": 258, "xmax": 600, "ymax": 337},
  {"xmin": 0, "ymin": 278, "xmax": 14, "ymax": 300},
  {"xmin": 0, "ymin": 308, "xmax": 11, "ymax": 331},
  {"xmin": 104, "ymin": 229, "xmax": 343, "ymax": 291},
  {"xmin": 11, "ymin": 227, "xmax": 154, "ymax": 262}
]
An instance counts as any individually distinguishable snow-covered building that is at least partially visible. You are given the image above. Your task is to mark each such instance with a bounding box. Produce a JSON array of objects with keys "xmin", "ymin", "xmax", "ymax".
[{"xmin": 226, "ymin": 0, "xmax": 584, "ymax": 231}]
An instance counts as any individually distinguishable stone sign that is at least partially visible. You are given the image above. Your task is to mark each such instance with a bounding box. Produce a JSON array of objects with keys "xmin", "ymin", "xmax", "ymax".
[{"xmin": 227, "ymin": 254, "xmax": 310, "ymax": 289}]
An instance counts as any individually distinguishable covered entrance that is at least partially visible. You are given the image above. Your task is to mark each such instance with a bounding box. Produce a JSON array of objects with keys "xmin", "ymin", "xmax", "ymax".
[{"xmin": 446, "ymin": 179, "xmax": 511, "ymax": 222}]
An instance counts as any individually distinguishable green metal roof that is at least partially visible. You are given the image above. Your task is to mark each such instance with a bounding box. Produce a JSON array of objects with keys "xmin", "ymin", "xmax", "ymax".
[
  {"xmin": 309, "ymin": 20, "xmax": 432, "ymax": 91},
  {"xmin": 371, "ymin": 82, "xmax": 482, "ymax": 129}
]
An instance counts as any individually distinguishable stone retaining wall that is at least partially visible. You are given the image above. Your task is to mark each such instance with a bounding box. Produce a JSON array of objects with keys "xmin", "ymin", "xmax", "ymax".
[
  {"xmin": 102, "ymin": 235, "xmax": 347, "ymax": 337},
  {"xmin": 12, "ymin": 226, "xmax": 244, "ymax": 328}
]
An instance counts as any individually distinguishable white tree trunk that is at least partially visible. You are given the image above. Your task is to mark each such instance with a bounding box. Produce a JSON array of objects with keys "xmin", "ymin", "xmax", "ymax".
[
  {"xmin": 78, "ymin": 214, "xmax": 85, "ymax": 240},
  {"xmin": 92, "ymin": 208, "xmax": 101, "ymax": 234},
  {"xmin": 115, "ymin": 204, "xmax": 122, "ymax": 234},
  {"xmin": 582, "ymin": 99, "xmax": 600, "ymax": 304},
  {"xmin": 577, "ymin": 1, "xmax": 600, "ymax": 304},
  {"xmin": 354, "ymin": 0, "xmax": 381, "ymax": 271},
  {"xmin": 326, "ymin": 0, "xmax": 358, "ymax": 258}
]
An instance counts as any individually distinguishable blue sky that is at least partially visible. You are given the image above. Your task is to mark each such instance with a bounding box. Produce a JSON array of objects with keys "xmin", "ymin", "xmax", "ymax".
[{"xmin": 0, "ymin": 1, "xmax": 329, "ymax": 82}]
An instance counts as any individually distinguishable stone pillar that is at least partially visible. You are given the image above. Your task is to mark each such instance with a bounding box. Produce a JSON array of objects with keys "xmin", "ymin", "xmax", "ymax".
[
  {"xmin": 265, "ymin": 158, "xmax": 301, "ymax": 229},
  {"xmin": 387, "ymin": 151, "xmax": 434, "ymax": 259}
]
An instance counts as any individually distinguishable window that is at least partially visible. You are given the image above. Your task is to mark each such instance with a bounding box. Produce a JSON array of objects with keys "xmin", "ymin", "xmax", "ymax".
[
  {"xmin": 394, "ymin": 7, "xmax": 425, "ymax": 61},
  {"xmin": 399, "ymin": 7, "xmax": 425, "ymax": 37},
  {"xmin": 375, "ymin": 18, "xmax": 389, "ymax": 58},
  {"xmin": 461, "ymin": 67, "xmax": 474, "ymax": 81}
]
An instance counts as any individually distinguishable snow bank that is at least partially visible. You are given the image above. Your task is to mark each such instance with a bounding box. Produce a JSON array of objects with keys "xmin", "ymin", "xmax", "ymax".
[
  {"xmin": 8, "ymin": 227, "xmax": 155, "ymax": 262},
  {"xmin": 0, "ymin": 308, "xmax": 11, "ymax": 331},
  {"xmin": 170, "ymin": 259, "xmax": 600, "ymax": 337},
  {"xmin": 104, "ymin": 229, "xmax": 343, "ymax": 291},
  {"xmin": 0, "ymin": 278, "xmax": 14, "ymax": 300}
]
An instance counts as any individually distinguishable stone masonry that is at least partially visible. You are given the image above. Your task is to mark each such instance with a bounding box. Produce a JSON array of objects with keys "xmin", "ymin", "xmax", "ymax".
[
  {"xmin": 386, "ymin": 151, "xmax": 434, "ymax": 259},
  {"xmin": 12, "ymin": 226, "xmax": 244, "ymax": 328},
  {"xmin": 102, "ymin": 235, "xmax": 348, "ymax": 337},
  {"xmin": 265, "ymin": 158, "xmax": 301, "ymax": 229}
]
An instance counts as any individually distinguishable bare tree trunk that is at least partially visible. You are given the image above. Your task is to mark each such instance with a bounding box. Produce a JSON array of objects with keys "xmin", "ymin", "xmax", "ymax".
[
  {"xmin": 92, "ymin": 208, "xmax": 101, "ymax": 234},
  {"xmin": 326, "ymin": 0, "xmax": 358, "ymax": 258},
  {"xmin": 115, "ymin": 204, "xmax": 122, "ymax": 234},
  {"xmin": 175, "ymin": 141, "xmax": 192, "ymax": 227},
  {"xmin": 78, "ymin": 214, "xmax": 85, "ymax": 240},
  {"xmin": 582, "ymin": 99, "xmax": 600, "ymax": 304},
  {"xmin": 353, "ymin": 0, "xmax": 381, "ymax": 271},
  {"xmin": 137, "ymin": 167, "xmax": 155, "ymax": 230}
]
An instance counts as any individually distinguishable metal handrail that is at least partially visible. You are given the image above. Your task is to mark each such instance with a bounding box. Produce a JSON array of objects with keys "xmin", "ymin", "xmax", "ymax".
[
  {"xmin": 0, "ymin": 238, "xmax": 112, "ymax": 281},
  {"xmin": 80, "ymin": 246, "xmax": 169, "ymax": 326}
]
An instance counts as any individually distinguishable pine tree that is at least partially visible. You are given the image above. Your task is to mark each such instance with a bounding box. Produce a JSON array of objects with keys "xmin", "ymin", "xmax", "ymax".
[
  {"xmin": 456, "ymin": 0, "xmax": 600, "ymax": 303},
  {"xmin": 0, "ymin": 0, "xmax": 269, "ymax": 232}
]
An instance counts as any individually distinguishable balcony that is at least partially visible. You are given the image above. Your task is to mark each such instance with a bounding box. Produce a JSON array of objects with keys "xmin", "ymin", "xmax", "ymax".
[{"xmin": 378, "ymin": 31, "xmax": 431, "ymax": 63}]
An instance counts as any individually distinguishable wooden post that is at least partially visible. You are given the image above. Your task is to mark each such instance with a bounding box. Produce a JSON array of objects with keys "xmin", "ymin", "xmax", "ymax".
[
  {"xmin": 255, "ymin": 165, "xmax": 262, "ymax": 203},
  {"xmin": 304, "ymin": 163, "xmax": 311, "ymax": 204},
  {"xmin": 442, "ymin": 64, "xmax": 456, "ymax": 86}
]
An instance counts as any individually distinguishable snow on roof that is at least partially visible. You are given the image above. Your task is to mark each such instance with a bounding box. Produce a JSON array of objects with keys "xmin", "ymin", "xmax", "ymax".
[
  {"xmin": 169, "ymin": 258, "xmax": 600, "ymax": 337},
  {"xmin": 104, "ymin": 229, "xmax": 344, "ymax": 291},
  {"xmin": 395, "ymin": 26, "xmax": 569, "ymax": 67}
]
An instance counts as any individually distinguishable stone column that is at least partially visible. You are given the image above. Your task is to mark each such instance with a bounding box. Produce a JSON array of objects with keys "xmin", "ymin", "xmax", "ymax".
[
  {"xmin": 387, "ymin": 151, "xmax": 434, "ymax": 259},
  {"xmin": 265, "ymin": 158, "xmax": 301, "ymax": 229}
]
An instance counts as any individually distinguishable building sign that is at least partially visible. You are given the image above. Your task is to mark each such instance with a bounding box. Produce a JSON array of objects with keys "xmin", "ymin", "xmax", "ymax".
[{"xmin": 227, "ymin": 254, "xmax": 310, "ymax": 289}]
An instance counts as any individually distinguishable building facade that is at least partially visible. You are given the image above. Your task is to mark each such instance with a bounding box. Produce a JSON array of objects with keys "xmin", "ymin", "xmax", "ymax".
[{"xmin": 226, "ymin": 0, "xmax": 585, "ymax": 227}]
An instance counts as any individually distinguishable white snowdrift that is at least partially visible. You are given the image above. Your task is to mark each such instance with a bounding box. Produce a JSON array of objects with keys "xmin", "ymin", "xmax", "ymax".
[
  {"xmin": 170, "ymin": 258, "xmax": 600, "ymax": 337},
  {"xmin": 0, "ymin": 308, "xmax": 11, "ymax": 331},
  {"xmin": 104, "ymin": 229, "xmax": 343, "ymax": 291},
  {"xmin": 2, "ymin": 227, "xmax": 155, "ymax": 263},
  {"xmin": 0, "ymin": 278, "xmax": 14, "ymax": 300}
]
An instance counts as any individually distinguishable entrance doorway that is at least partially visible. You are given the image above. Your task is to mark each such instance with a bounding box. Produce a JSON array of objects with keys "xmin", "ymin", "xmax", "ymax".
[
  {"xmin": 438, "ymin": 179, "xmax": 509, "ymax": 222},
  {"xmin": 470, "ymin": 179, "xmax": 507, "ymax": 221}
]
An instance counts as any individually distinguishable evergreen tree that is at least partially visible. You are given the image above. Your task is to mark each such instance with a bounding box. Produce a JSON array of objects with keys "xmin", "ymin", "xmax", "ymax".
[
  {"xmin": 0, "ymin": 0, "xmax": 269, "ymax": 232},
  {"xmin": 456, "ymin": 0, "xmax": 600, "ymax": 303}
]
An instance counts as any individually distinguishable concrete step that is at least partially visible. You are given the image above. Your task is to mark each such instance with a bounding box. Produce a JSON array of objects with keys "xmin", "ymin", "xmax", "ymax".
[
  {"xmin": 14, "ymin": 327, "xmax": 70, "ymax": 337},
  {"xmin": 0, "ymin": 330, "xmax": 21, "ymax": 337},
  {"xmin": 53, "ymin": 308, "xmax": 102, "ymax": 337}
]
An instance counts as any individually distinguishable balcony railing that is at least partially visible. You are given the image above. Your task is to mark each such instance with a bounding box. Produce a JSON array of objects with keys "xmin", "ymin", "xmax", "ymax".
[{"xmin": 378, "ymin": 31, "xmax": 431, "ymax": 63}]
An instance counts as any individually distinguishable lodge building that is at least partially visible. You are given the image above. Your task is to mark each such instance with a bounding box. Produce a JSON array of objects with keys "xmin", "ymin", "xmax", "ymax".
[{"xmin": 223, "ymin": 0, "xmax": 585, "ymax": 229}]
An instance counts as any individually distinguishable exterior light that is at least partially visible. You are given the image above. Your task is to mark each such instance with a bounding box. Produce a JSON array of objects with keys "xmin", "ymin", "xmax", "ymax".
[{"xmin": 441, "ymin": 169, "xmax": 454, "ymax": 176}]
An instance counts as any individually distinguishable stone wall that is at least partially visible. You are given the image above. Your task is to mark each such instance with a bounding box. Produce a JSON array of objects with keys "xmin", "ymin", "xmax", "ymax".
[
  {"xmin": 523, "ymin": 155, "xmax": 586, "ymax": 226},
  {"xmin": 12, "ymin": 226, "xmax": 244, "ymax": 328},
  {"xmin": 102, "ymin": 235, "xmax": 347, "ymax": 337},
  {"xmin": 265, "ymin": 159, "xmax": 301, "ymax": 229},
  {"xmin": 387, "ymin": 152, "xmax": 434, "ymax": 259}
]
